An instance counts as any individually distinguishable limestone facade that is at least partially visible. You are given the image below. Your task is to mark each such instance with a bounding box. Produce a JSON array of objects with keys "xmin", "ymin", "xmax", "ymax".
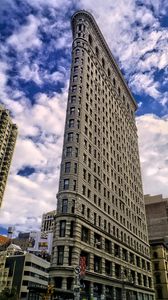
[{"xmin": 50, "ymin": 10, "xmax": 155, "ymax": 300}]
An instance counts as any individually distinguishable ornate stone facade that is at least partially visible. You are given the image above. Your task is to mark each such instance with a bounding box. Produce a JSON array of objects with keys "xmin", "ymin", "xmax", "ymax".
[{"xmin": 50, "ymin": 10, "xmax": 155, "ymax": 300}]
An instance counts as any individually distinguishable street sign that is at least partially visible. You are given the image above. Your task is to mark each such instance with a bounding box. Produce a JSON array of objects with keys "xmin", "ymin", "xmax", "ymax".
[{"xmin": 75, "ymin": 266, "xmax": 81, "ymax": 274}]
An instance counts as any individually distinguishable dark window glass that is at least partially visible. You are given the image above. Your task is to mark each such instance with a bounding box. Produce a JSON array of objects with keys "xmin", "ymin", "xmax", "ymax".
[
  {"xmin": 81, "ymin": 226, "xmax": 90, "ymax": 243},
  {"xmin": 70, "ymin": 221, "xmax": 74, "ymax": 237},
  {"xmin": 105, "ymin": 260, "xmax": 111, "ymax": 276},
  {"xmin": 65, "ymin": 162, "xmax": 71, "ymax": 173},
  {"xmin": 62, "ymin": 199, "xmax": 68, "ymax": 213},
  {"xmin": 68, "ymin": 246, "xmax": 73, "ymax": 265},
  {"xmin": 67, "ymin": 132, "xmax": 73, "ymax": 142},
  {"xmin": 63, "ymin": 179, "xmax": 69, "ymax": 190},
  {"xmin": 66, "ymin": 147, "xmax": 72, "ymax": 157},
  {"xmin": 60, "ymin": 220, "xmax": 66, "ymax": 237},
  {"xmin": 57, "ymin": 246, "xmax": 64, "ymax": 265},
  {"xmin": 94, "ymin": 255, "xmax": 101, "ymax": 273},
  {"xmin": 69, "ymin": 119, "xmax": 74, "ymax": 128}
]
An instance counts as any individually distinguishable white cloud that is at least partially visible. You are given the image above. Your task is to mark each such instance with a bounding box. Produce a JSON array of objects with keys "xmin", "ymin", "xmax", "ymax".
[
  {"xmin": 130, "ymin": 72, "xmax": 160, "ymax": 99},
  {"xmin": 0, "ymin": 85, "xmax": 67, "ymax": 231},
  {"xmin": 0, "ymin": 0, "xmax": 168, "ymax": 233},
  {"xmin": 20, "ymin": 64, "xmax": 43, "ymax": 85},
  {"xmin": 7, "ymin": 15, "xmax": 42, "ymax": 51},
  {"xmin": 137, "ymin": 114, "xmax": 168, "ymax": 197}
]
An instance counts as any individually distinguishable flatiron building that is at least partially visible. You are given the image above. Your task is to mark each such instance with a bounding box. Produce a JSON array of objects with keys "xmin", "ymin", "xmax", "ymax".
[
  {"xmin": 50, "ymin": 11, "xmax": 155, "ymax": 300},
  {"xmin": 0, "ymin": 106, "xmax": 17, "ymax": 207}
]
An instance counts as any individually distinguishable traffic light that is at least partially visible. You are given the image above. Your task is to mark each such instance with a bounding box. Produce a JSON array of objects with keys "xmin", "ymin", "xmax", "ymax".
[{"xmin": 47, "ymin": 285, "xmax": 54, "ymax": 295}]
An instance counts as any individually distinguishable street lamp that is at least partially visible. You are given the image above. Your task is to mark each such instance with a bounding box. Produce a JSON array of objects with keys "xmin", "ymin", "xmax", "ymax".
[{"xmin": 73, "ymin": 241, "xmax": 102, "ymax": 300}]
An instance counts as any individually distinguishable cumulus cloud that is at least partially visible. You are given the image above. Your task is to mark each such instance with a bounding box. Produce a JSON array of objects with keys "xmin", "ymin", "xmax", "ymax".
[
  {"xmin": 0, "ymin": 0, "xmax": 168, "ymax": 233},
  {"xmin": 137, "ymin": 114, "xmax": 168, "ymax": 197},
  {"xmin": 7, "ymin": 14, "xmax": 42, "ymax": 51},
  {"xmin": 0, "ymin": 86, "xmax": 67, "ymax": 232}
]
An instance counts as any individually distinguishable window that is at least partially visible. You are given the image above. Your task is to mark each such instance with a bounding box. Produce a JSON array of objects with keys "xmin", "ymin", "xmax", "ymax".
[
  {"xmin": 94, "ymin": 255, "xmax": 101, "ymax": 273},
  {"xmin": 74, "ymin": 163, "xmax": 77, "ymax": 174},
  {"xmin": 102, "ymin": 58, "xmax": 105, "ymax": 68},
  {"xmin": 55, "ymin": 277, "xmax": 62, "ymax": 288},
  {"xmin": 68, "ymin": 246, "xmax": 73, "ymax": 265},
  {"xmin": 75, "ymin": 148, "xmax": 78, "ymax": 157},
  {"xmin": 67, "ymin": 277, "xmax": 73, "ymax": 290},
  {"xmin": 65, "ymin": 162, "xmax": 71, "ymax": 173},
  {"xmin": 72, "ymin": 85, "xmax": 77, "ymax": 92},
  {"xmin": 70, "ymin": 107, "xmax": 75, "ymax": 114},
  {"xmin": 82, "ymin": 204, "xmax": 85, "ymax": 215},
  {"xmin": 74, "ymin": 66, "xmax": 78, "ymax": 73},
  {"xmin": 122, "ymin": 249, "xmax": 128, "ymax": 261},
  {"xmin": 73, "ymin": 75, "xmax": 78, "ymax": 82},
  {"xmin": 66, "ymin": 147, "xmax": 72, "ymax": 157},
  {"xmin": 69, "ymin": 119, "xmax": 74, "ymax": 128},
  {"xmin": 105, "ymin": 239, "xmax": 111, "ymax": 254},
  {"xmin": 94, "ymin": 213, "xmax": 96, "ymax": 226},
  {"xmin": 67, "ymin": 132, "xmax": 73, "ymax": 142},
  {"xmin": 63, "ymin": 179, "xmax": 69, "ymax": 190},
  {"xmin": 57, "ymin": 246, "xmax": 64, "ymax": 265},
  {"xmin": 114, "ymin": 244, "xmax": 120, "ymax": 257},
  {"xmin": 81, "ymin": 226, "xmax": 90, "ymax": 243},
  {"xmin": 60, "ymin": 220, "xmax": 66, "ymax": 237},
  {"xmin": 95, "ymin": 46, "xmax": 99, "ymax": 57},
  {"xmin": 88, "ymin": 34, "xmax": 92, "ymax": 45},
  {"xmin": 71, "ymin": 200, "xmax": 75, "ymax": 213},
  {"xmin": 157, "ymin": 287, "xmax": 163, "ymax": 299},
  {"xmin": 71, "ymin": 95, "xmax": 76, "ymax": 103},
  {"xmin": 75, "ymin": 57, "xmax": 79, "ymax": 64},
  {"xmin": 82, "ymin": 185, "xmax": 86, "ymax": 196},
  {"xmin": 155, "ymin": 273, "xmax": 161, "ymax": 283},
  {"xmin": 62, "ymin": 199, "xmax": 68, "ymax": 213},
  {"xmin": 115, "ymin": 264, "xmax": 121, "ymax": 278},
  {"xmin": 98, "ymin": 216, "xmax": 101, "ymax": 227},
  {"xmin": 136, "ymin": 256, "xmax": 140, "ymax": 267},
  {"xmin": 153, "ymin": 251, "xmax": 158, "ymax": 259},
  {"xmin": 105, "ymin": 260, "xmax": 111, "ymax": 276},
  {"xmin": 94, "ymin": 233, "xmax": 101, "ymax": 249},
  {"xmin": 70, "ymin": 221, "xmax": 74, "ymax": 237},
  {"xmin": 104, "ymin": 219, "xmax": 107, "ymax": 230},
  {"xmin": 73, "ymin": 180, "xmax": 76, "ymax": 191}
]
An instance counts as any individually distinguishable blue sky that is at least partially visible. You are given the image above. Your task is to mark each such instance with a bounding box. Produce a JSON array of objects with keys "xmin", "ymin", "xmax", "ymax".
[{"xmin": 0, "ymin": 0, "xmax": 168, "ymax": 233}]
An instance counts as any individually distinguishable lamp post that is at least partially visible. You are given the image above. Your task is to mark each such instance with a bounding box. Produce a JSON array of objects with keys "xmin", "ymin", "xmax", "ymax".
[{"xmin": 73, "ymin": 241, "xmax": 101, "ymax": 300}]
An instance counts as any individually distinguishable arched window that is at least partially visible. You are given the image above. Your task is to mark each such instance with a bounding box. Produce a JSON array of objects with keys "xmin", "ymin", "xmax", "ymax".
[
  {"xmin": 153, "ymin": 251, "xmax": 158, "ymax": 259},
  {"xmin": 88, "ymin": 34, "xmax": 92, "ymax": 45},
  {"xmin": 118, "ymin": 87, "xmax": 121, "ymax": 95},
  {"xmin": 108, "ymin": 68, "xmax": 111, "ymax": 77},
  {"xmin": 113, "ymin": 78, "xmax": 116, "ymax": 86}
]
